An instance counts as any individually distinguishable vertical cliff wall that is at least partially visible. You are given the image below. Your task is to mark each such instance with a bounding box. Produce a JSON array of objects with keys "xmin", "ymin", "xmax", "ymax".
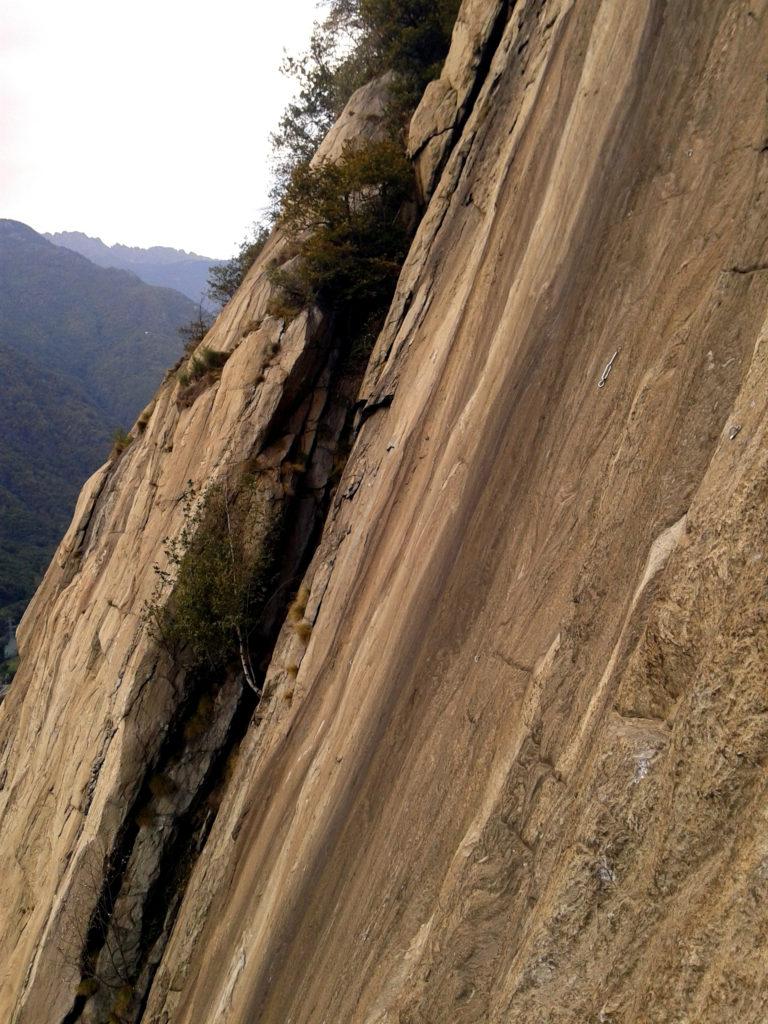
[{"xmin": 2, "ymin": 1, "xmax": 768, "ymax": 1022}]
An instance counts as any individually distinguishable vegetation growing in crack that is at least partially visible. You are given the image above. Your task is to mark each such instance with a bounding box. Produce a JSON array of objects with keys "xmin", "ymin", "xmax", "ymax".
[
  {"xmin": 143, "ymin": 479, "xmax": 281, "ymax": 692},
  {"xmin": 207, "ymin": 225, "xmax": 270, "ymax": 307},
  {"xmin": 111, "ymin": 428, "xmax": 134, "ymax": 458},
  {"xmin": 269, "ymin": 138, "xmax": 413, "ymax": 327},
  {"xmin": 177, "ymin": 345, "xmax": 230, "ymax": 387},
  {"xmin": 175, "ymin": 345, "xmax": 231, "ymax": 407},
  {"xmin": 270, "ymin": 0, "xmax": 462, "ymax": 192},
  {"xmin": 208, "ymin": 0, "xmax": 461, "ymax": 349},
  {"xmin": 177, "ymin": 304, "xmax": 214, "ymax": 352}
]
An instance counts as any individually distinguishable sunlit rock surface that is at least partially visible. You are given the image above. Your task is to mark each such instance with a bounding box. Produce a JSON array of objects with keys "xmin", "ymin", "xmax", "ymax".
[{"xmin": 1, "ymin": 2, "xmax": 767, "ymax": 1022}]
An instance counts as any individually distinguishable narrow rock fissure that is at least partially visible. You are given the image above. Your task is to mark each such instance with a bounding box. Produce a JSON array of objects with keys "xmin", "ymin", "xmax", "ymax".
[
  {"xmin": 58, "ymin": 328, "xmax": 371, "ymax": 1024},
  {"xmin": 458, "ymin": 0, "xmax": 518, "ymax": 141},
  {"xmin": 421, "ymin": 0, "xmax": 518, "ymax": 193}
]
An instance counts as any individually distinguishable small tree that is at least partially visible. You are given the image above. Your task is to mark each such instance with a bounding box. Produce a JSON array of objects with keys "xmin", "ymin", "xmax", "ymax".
[
  {"xmin": 270, "ymin": 0, "xmax": 460, "ymax": 193},
  {"xmin": 177, "ymin": 304, "xmax": 214, "ymax": 352},
  {"xmin": 276, "ymin": 138, "xmax": 413, "ymax": 319},
  {"xmin": 270, "ymin": 4, "xmax": 367, "ymax": 195},
  {"xmin": 207, "ymin": 225, "xmax": 270, "ymax": 307},
  {"xmin": 143, "ymin": 479, "xmax": 279, "ymax": 691}
]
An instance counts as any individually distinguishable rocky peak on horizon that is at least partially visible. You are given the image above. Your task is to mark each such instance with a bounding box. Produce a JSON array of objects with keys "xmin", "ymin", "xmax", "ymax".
[{"xmin": 45, "ymin": 228, "xmax": 223, "ymax": 305}]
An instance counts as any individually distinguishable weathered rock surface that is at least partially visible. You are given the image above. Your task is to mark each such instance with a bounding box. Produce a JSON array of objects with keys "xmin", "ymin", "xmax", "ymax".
[{"xmin": 2, "ymin": 1, "xmax": 768, "ymax": 1022}]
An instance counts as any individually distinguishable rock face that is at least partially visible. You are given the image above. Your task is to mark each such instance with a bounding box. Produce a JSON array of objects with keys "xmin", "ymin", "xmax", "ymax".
[{"xmin": 2, "ymin": 2, "xmax": 768, "ymax": 1023}]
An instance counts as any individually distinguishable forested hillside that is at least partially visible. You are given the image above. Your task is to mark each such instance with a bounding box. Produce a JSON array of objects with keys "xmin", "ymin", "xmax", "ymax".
[
  {"xmin": 0, "ymin": 220, "xmax": 196, "ymax": 623},
  {"xmin": 0, "ymin": 221, "xmax": 196, "ymax": 423},
  {"xmin": 45, "ymin": 230, "xmax": 222, "ymax": 307},
  {"xmin": 0, "ymin": 340, "xmax": 111, "ymax": 622}
]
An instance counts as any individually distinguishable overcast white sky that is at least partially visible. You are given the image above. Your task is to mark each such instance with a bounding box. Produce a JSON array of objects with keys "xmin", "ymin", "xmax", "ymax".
[{"xmin": 1, "ymin": 0, "xmax": 321, "ymax": 257}]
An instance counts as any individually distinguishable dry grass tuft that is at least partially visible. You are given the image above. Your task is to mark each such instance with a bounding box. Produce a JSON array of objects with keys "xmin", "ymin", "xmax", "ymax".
[
  {"xmin": 288, "ymin": 584, "xmax": 310, "ymax": 624},
  {"xmin": 294, "ymin": 618, "xmax": 313, "ymax": 641},
  {"xmin": 113, "ymin": 986, "xmax": 133, "ymax": 1015},
  {"xmin": 241, "ymin": 318, "xmax": 263, "ymax": 337},
  {"xmin": 183, "ymin": 694, "xmax": 214, "ymax": 740},
  {"xmin": 175, "ymin": 347, "xmax": 231, "ymax": 408},
  {"xmin": 136, "ymin": 400, "xmax": 155, "ymax": 432},
  {"xmin": 223, "ymin": 746, "xmax": 241, "ymax": 784}
]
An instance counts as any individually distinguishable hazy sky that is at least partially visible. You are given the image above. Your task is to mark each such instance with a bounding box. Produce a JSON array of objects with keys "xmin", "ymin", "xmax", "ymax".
[{"xmin": 1, "ymin": 0, "xmax": 321, "ymax": 257}]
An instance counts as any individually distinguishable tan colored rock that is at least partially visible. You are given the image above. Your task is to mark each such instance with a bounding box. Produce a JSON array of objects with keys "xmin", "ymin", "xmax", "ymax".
[
  {"xmin": 3, "ymin": 1, "xmax": 768, "ymax": 1023},
  {"xmin": 0, "ymin": 78, "xmax": 387, "ymax": 1024},
  {"xmin": 407, "ymin": 0, "xmax": 510, "ymax": 199},
  {"xmin": 312, "ymin": 72, "xmax": 395, "ymax": 166}
]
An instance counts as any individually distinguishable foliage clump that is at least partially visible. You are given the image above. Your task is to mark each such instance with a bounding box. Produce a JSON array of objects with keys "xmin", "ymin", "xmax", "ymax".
[
  {"xmin": 178, "ymin": 305, "xmax": 214, "ymax": 352},
  {"xmin": 0, "ymin": 655, "xmax": 18, "ymax": 689},
  {"xmin": 275, "ymin": 139, "xmax": 412, "ymax": 322},
  {"xmin": 207, "ymin": 226, "xmax": 270, "ymax": 307},
  {"xmin": 175, "ymin": 346, "xmax": 231, "ymax": 407},
  {"xmin": 143, "ymin": 480, "xmax": 280, "ymax": 691},
  {"xmin": 271, "ymin": 0, "xmax": 461, "ymax": 189},
  {"xmin": 111, "ymin": 429, "xmax": 134, "ymax": 457},
  {"xmin": 208, "ymin": 0, "xmax": 460, "ymax": 314}
]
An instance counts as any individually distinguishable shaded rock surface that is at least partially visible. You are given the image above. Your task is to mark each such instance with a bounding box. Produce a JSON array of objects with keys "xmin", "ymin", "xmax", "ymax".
[{"xmin": 2, "ymin": 2, "xmax": 768, "ymax": 1023}]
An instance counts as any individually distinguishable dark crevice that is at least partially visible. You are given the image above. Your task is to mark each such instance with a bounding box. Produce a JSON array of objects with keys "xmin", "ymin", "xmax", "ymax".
[
  {"xmin": 728, "ymin": 262, "xmax": 768, "ymax": 275},
  {"xmin": 358, "ymin": 392, "xmax": 394, "ymax": 425},
  {"xmin": 423, "ymin": 0, "xmax": 518, "ymax": 196},
  {"xmin": 59, "ymin": 310, "xmax": 370, "ymax": 1024},
  {"xmin": 61, "ymin": 994, "xmax": 89, "ymax": 1024},
  {"xmin": 130, "ymin": 677, "xmax": 261, "ymax": 1024}
]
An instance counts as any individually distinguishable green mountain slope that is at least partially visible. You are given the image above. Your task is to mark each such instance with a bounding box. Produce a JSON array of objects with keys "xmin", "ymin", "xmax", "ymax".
[
  {"xmin": 45, "ymin": 230, "xmax": 222, "ymax": 308},
  {"xmin": 0, "ymin": 219, "xmax": 196, "ymax": 622},
  {"xmin": 0, "ymin": 220, "xmax": 196, "ymax": 423},
  {"xmin": 0, "ymin": 339, "xmax": 112, "ymax": 621}
]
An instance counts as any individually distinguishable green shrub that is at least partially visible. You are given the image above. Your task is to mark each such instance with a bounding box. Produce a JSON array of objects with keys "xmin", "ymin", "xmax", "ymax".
[
  {"xmin": 111, "ymin": 429, "xmax": 133, "ymax": 455},
  {"xmin": 356, "ymin": 0, "xmax": 462, "ymax": 109},
  {"xmin": 176, "ymin": 347, "xmax": 230, "ymax": 400},
  {"xmin": 198, "ymin": 346, "xmax": 229, "ymax": 372},
  {"xmin": 271, "ymin": 0, "xmax": 460, "ymax": 191},
  {"xmin": 208, "ymin": 0, "xmax": 462, "ymax": 356},
  {"xmin": 178, "ymin": 306, "xmax": 214, "ymax": 352},
  {"xmin": 274, "ymin": 138, "xmax": 412, "ymax": 322},
  {"xmin": 207, "ymin": 225, "xmax": 270, "ymax": 307},
  {"xmin": 189, "ymin": 355, "xmax": 206, "ymax": 379},
  {"xmin": 265, "ymin": 263, "xmax": 316, "ymax": 322},
  {"xmin": 143, "ymin": 480, "xmax": 280, "ymax": 689},
  {"xmin": 211, "ymin": 0, "xmax": 462, "ymax": 358}
]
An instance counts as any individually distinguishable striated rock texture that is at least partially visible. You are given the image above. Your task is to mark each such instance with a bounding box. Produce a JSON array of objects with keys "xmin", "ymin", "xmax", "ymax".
[{"xmin": 2, "ymin": 2, "xmax": 768, "ymax": 1023}]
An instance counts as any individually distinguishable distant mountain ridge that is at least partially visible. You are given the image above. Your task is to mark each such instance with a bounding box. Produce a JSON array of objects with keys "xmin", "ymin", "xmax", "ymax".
[
  {"xmin": 0, "ymin": 337, "xmax": 111, "ymax": 623},
  {"xmin": 1, "ymin": 220, "xmax": 195, "ymax": 423},
  {"xmin": 45, "ymin": 229, "xmax": 223, "ymax": 306},
  {"xmin": 0, "ymin": 218, "xmax": 197, "ymax": 621}
]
